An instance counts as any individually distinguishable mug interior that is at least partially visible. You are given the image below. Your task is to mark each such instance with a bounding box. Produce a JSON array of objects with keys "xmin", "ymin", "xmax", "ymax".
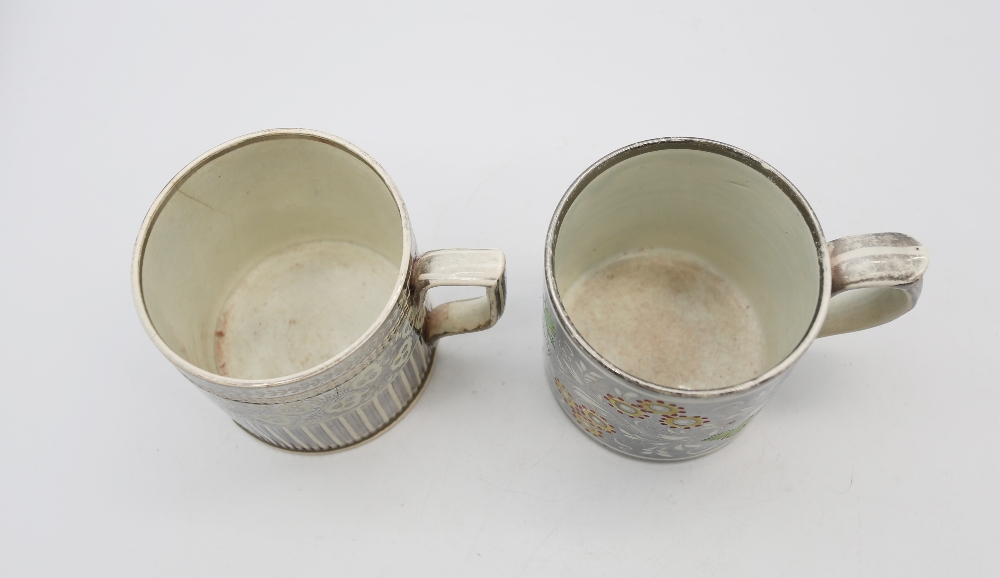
[
  {"xmin": 139, "ymin": 133, "xmax": 405, "ymax": 380},
  {"xmin": 553, "ymin": 143, "xmax": 822, "ymax": 390}
]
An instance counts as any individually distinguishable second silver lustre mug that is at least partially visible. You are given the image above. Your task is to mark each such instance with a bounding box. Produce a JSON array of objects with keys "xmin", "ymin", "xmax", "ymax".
[{"xmin": 543, "ymin": 138, "xmax": 928, "ymax": 461}]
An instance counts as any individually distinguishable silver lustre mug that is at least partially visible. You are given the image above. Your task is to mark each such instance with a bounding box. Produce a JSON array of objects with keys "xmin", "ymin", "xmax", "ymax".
[
  {"xmin": 133, "ymin": 129, "xmax": 506, "ymax": 452},
  {"xmin": 542, "ymin": 138, "xmax": 928, "ymax": 461}
]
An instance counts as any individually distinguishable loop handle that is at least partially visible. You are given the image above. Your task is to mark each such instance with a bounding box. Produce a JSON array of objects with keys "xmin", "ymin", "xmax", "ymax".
[
  {"xmin": 818, "ymin": 233, "xmax": 928, "ymax": 337},
  {"xmin": 412, "ymin": 249, "xmax": 507, "ymax": 342}
]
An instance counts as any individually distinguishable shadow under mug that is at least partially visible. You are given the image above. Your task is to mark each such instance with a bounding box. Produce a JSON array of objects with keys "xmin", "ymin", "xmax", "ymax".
[
  {"xmin": 543, "ymin": 138, "xmax": 928, "ymax": 461},
  {"xmin": 133, "ymin": 129, "xmax": 506, "ymax": 452}
]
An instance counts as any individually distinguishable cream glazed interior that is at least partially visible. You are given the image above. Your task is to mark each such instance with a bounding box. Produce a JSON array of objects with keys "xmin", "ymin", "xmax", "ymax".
[
  {"xmin": 555, "ymin": 146, "xmax": 821, "ymax": 391},
  {"xmin": 139, "ymin": 135, "xmax": 405, "ymax": 381}
]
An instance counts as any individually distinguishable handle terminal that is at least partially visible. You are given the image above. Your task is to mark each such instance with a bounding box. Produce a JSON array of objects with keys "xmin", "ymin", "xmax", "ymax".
[
  {"xmin": 819, "ymin": 232, "xmax": 928, "ymax": 337},
  {"xmin": 412, "ymin": 249, "xmax": 507, "ymax": 342}
]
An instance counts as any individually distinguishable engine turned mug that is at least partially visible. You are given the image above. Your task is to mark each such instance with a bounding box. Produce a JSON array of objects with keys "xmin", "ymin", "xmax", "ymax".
[{"xmin": 133, "ymin": 129, "xmax": 506, "ymax": 452}]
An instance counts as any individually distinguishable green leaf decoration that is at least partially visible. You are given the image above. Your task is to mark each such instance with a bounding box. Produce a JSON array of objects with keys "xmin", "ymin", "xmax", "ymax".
[
  {"xmin": 702, "ymin": 413, "xmax": 756, "ymax": 442},
  {"xmin": 544, "ymin": 306, "xmax": 556, "ymax": 345}
]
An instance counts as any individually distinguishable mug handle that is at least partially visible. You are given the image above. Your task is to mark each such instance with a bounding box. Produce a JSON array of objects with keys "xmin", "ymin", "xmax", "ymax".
[
  {"xmin": 412, "ymin": 249, "xmax": 507, "ymax": 342},
  {"xmin": 818, "ymin": 233, "xmax": 929, "ymax": 337}
]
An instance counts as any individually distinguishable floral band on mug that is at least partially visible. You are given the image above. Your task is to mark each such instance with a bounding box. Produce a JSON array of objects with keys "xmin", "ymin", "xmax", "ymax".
[
  {"xmin": 132, "ymin": 130, "xmax": 926, "ymax": 460},
  {"xmin": 542, "ymin": 137, "xmax": 927, "ymax": 461}
]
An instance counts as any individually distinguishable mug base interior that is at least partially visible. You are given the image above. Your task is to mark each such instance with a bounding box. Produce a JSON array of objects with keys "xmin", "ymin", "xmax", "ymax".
[
  {"xmin": 563, "ymin": 247, "xmax": 766, "ymax": 390},
  {"xmin": 214, "ymin": 240, "xmax": 398, "ymax": 380},
  {"xmin": 138, "ymin": 133, "xmax": 407, "ymax": 379},
  {"xmin": 552, "ymin": 144, "xmax": 823, "ymax": 391}
]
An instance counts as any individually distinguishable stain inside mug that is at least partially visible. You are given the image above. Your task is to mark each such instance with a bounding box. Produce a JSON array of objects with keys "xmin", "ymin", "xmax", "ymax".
[
  {"xmin": 214, "ymin": 240, "xmax": 398, "ymax": 380},
  {"xmin": 563, "ymin": 248, "xmax": 765, "ymax": 390}
]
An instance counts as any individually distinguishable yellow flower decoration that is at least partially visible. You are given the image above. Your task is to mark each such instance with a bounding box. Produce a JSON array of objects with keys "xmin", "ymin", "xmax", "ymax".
[
  {"xmin": 636, "ymin": 399, "xmax": 684, "ymax": 417},
  {"xmin": 573, "ymin": 405, "xmax": 616, "ymax": 437},
  {"xmin": 660, "ymin": 415, "xmax": 710, "ymax": 429},
  {"xmin": 604, "ymin": 394, "xmax": 646, "ymax": 419},
  {"xmin": 554, "ymin": 378, "xmax": 577, "ymax": 408}
]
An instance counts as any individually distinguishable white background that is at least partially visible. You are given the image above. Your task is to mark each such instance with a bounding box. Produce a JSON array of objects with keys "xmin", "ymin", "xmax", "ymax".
[{"xmin": 1, "ymin": 1, "xmax": 997, "ymax": 575}]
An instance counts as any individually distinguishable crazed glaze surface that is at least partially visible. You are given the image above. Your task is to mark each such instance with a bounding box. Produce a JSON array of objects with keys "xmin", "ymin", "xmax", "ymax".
[
  {"xmin": 215, "ymin": 240, "xmax": 400, "ymax": 380},
  {"xmin": 562, "ymin": 248, "xmax": 766, "ymax": 390}
]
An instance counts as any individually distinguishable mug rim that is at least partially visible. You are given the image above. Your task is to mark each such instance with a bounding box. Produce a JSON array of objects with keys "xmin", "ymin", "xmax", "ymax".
[
  {"xmin": 131, "ymin": 128, "xmax": 414, "ymax": 390},
  {"xmin": 544, "ymin": 137, "xmax": 833, "ymax": 399}
]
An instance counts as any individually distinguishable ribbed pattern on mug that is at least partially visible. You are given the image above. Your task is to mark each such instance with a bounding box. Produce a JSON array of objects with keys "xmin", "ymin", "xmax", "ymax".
[{"xmin": 224, "ymin": 334, "xmax": 434, "ymax": 452}]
